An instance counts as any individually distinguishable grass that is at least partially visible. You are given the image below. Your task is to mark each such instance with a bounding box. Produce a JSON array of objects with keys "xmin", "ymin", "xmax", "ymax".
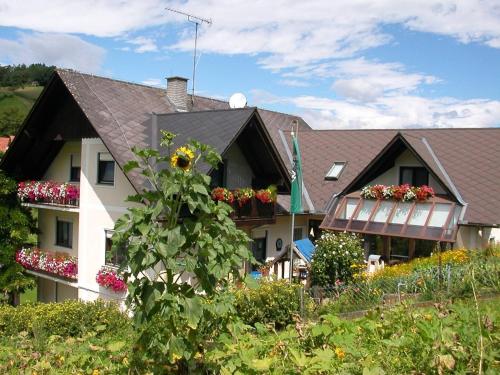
[
  {"xmin": 0, "ymin": 86, "xmax": 43, "ymax": 132},
  {"xmin": 20, "ymin": 286, "xmax": 37, "ymax": 304}
]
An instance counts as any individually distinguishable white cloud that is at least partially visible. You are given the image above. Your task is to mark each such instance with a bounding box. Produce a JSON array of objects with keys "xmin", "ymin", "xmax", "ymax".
[
  {"xmin": 168, "ymin": 0, "xmax": 500, "ymax": 70},
  {"xmin": 141, "ymin": 78, "xmax": 162, "ymax": 86},
  {"xmin": 125, "ymin": 36, "xmax": 158, "ymax": 53},
  {"xmin": 0, "ymin": 1, "xmax": 169, "ymax": 37},
  {"xmin": 252, "ymin": 89, "xmax": 500, "ymax": 129},
  {"xmin": 0, "ymin": 33, "xmax": 105, "ymax": 73},
  {"xmin": 1, "ymin": 1, "xmax": 500, "ymax": 66},
  {"xmin": 279, "ymin": 79, "xmax": 310, "ymax": 88}
]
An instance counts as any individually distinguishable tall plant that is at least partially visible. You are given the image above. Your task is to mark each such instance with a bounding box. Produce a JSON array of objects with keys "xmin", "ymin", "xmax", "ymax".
[
  {"xmin": 310, "ymin": 231, "xmax": 364, "ymax": 286},
  {"xmin": 0, "ymin": 171, "xmax": 36, "ymax": 305},
  {"xmin": 112, "ymin": 131, "xmax": 252, "ymax": 372}
]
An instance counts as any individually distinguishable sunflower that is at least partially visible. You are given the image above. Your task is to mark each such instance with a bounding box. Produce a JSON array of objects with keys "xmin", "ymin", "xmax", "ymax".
[{"xmin": 170, "ymin": 146, "xmax": 195, "ymax": 170}]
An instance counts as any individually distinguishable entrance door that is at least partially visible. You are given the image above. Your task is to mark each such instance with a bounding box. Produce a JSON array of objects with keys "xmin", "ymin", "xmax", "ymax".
[{"xmin": 252, "ymin": 237, "xmax": 266, "ymax": 271}]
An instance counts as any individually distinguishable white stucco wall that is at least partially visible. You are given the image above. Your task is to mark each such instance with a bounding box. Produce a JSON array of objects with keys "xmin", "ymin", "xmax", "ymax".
[
  {"xmin": 368, "ymin": 149, "xmax": 446, "ymax": 195},
  {"xmin": 44, "ymin": 141, "xmax": 81, "ymax": 182},
  {"xmin": 456, "ymin": 225, "xmax": 499, "ymax": 249},
  {"xmin": 77, "ymin": 138, "xmax": 138, "ymax": 302},
  {"xmin": 37, "ymin": 210, "xmax": 79, "ymax": 258}
]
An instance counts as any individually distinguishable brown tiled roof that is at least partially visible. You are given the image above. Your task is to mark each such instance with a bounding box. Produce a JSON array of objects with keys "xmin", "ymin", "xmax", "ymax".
[
  {"xmin": 0, "ymin": 136, "xmax": 14, "ymax": 153},
  {"xmin": 46, "ymin": 70, "xmax": 500, "ymax": 225},
  {"xmin": 56, "ymin": 69, "xmax": 309, "ymax": 190},
  {"xmin": 284, "ymin": 128, "xmax": 500, "ymax": 225}
]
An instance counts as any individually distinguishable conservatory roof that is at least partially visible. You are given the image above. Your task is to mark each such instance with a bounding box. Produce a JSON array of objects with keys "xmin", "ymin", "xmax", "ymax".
[{"xmin": 321, "ymin": 193, "xmax": 462, "ymax": 242}]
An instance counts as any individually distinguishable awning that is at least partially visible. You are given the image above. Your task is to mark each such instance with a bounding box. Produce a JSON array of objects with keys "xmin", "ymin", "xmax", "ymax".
[
  {"xmin": 321, "ymin": 194, "xmax": 461, "ymax": 242},
  {"xmin": 294, "ymin": 238, "xmax": 316, "ymax": 262}
]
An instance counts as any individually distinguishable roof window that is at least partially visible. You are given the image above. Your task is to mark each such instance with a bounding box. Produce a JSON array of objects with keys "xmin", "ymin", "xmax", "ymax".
[{"xmin": 325, "ymin": 162, "xmax": 346, "ymax": 180}]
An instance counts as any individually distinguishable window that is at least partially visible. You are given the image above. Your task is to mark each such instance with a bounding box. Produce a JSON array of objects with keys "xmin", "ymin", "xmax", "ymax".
[
  {"xmin": 210, "ymin": 160, "xmax": 226, "ymax": 188},
  {"xmin": 400, "ymin": 167, "xmax": 428, "ymax": 186},
  {"xmin": 251, "ymin": 237, "xmax": 266, "ymax": 271},
  {"xmin": 105, "ymin": 230, "xmax": 127, "ymax": 267},
  {"xmin": 97, "ymin": 152, "xmax": 115, "ymax": 185},
  {"xmin": 56, "ymin": 219, "xmax": 73, "ymax": 248},
  {"xmin": 325, "ymin": 162, "xmax": 346, "ymax": 180},
  {"xmin": 70, "ymin": 154, "xmax": 81, "ymax": 182}
]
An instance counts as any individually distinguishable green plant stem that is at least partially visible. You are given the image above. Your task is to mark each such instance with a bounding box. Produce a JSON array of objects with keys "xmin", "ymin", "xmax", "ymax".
[{"xmin": 471, "ymin": 267, "xmax": 484, "ymax": 375}]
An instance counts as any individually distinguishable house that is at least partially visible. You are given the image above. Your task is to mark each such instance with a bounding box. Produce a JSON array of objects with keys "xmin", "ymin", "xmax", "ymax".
[
  {"xmin": 1, "ymin": 69, "xmax": 302, "ymax": 302},
  {"xmin": 282, "ymin": 128, "xmax": 500, "ymax": 263},
  {"xmin": 1, "ymin": 69, "xmax": 499, "ymax": 302}
]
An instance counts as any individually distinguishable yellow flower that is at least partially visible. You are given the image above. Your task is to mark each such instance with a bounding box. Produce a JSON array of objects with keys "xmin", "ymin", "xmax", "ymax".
[
  {"xmin": 123, "ymin": 357, "xmax": 129, "ymax": 366},
  {"xmin": 170, "ymin": 146, "xmax": 195, "ymax": 170},
  {"xmin": 424, "ymin": 314, "xmax": 433, "ymax": 321},
  {"xmin": 335, "ymin": 347, "xmax": 345, "ymax": 359},
  {"xmin": 92, "ymin": 370, "xmax": 100, "ymax": 375}
]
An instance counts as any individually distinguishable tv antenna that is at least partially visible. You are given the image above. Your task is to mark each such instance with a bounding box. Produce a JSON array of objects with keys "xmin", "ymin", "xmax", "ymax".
[{"xmin": 166, "ymin": 7, "xmax": 212, "ymax": 104}]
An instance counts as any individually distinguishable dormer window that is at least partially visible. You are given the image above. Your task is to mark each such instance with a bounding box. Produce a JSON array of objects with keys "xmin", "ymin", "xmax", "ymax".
[{"xmin": 325, "ymin": 162, "xmax": 346, "ymax": 180}]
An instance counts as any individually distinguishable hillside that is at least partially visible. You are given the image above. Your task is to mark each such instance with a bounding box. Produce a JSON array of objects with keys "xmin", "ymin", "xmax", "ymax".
[{"xmin": 0, "ymin": 85, "xmax": 43, "ymax": 135}]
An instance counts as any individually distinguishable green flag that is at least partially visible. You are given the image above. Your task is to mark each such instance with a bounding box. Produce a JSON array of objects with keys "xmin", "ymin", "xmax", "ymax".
[{"xmin": 290, "ymin": 133, "xmax": 303, "ymax": 214}]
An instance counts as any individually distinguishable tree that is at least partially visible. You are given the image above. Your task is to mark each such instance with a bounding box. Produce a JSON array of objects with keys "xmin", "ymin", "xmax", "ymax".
[
  {"xmin": 0, "ymin": 107, "xmax": 25, "ymax": 136},
  {"xmin": 0, "ymin": 171, "xmax": 36, "ymax": 305},
  {"xmin": 113, "ymin": 131, "xmax": 253, "ymax": 373}
]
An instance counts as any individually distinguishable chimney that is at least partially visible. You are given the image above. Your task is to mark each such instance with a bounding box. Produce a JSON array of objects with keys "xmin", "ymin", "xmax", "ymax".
[{"xmin": 166, "ymin": 76, "xmax": 189, "ymax": 111}]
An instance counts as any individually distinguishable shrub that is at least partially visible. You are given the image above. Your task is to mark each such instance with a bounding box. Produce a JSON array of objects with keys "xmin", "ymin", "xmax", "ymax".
[
  {"xmin": 0, "ymin": 299, "xmax": 129, "ymax": 337},
  {"xmin": 310, "ymin": 232, "xmax": 364, "ymax": 286},
  {"xmin": 233, "ymin": 280, "xmax": 306, "ymax": 329}
]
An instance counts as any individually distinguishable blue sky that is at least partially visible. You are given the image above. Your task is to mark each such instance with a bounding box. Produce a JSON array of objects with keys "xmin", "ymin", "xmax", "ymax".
[{"xmin": 1, "ymin": 0, "xmax": 500, "ymax": 129}]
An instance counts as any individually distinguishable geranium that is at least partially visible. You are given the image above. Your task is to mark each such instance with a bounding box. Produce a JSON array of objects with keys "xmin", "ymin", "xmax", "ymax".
[
  {"xmin": 96, "ymin": 266, "xmax": 127, "ymax": 292},
  {"xmin": 254, "ymin": 186, "xmax": 277, "ymax": 204},
  {"xmin": 211, "ymin": 187, "xmax": 234, "ymax": 204},
  {"xmin": 16, "ymin": 247, "xmax": 78, "ymax": 280},
  {"xmin": 234, "ymin": 188, "xmax": 254, "ymax": 207},
  {"xmin": 360, "ymin": 184, "xmax": 434, "ymax": 202},
  {"xmin": 17, "ymin": 181, "xmax": 80, "ymax": 206}
]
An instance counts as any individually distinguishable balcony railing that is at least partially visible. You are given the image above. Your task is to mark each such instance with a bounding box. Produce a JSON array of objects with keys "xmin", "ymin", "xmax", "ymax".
[
  {"xmin": 17, "ymin": 181, "xmax": 79, "ymax": 208},
  {"xmin": 16, "ymin": 247, "xmax": 78, "ymax": 281},
  {"xmin": 211, "ymin": 187, "xmax": 277, "ymax": 225}
]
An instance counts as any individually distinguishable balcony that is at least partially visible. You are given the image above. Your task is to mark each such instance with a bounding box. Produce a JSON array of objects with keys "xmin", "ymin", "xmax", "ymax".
[
  {"xmin": 16, "ymin": 247, "xmax": 78, "ymax": 283},
  {"xmin": 17, "ymin": 181, "xmax": 80, "ymax": 212},
  {"xmin": 211, "ymin": 187, "xmax": 277, "ymax": 226}
]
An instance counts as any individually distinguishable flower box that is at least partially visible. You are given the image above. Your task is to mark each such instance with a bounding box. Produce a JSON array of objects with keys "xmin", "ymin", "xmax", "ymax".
[
  {"xmin": 17, "ymin": 181, "xmax": 80, "ymax": 206},
  {"xmin": 16, "ymin": 247, "xmax": 78, "ymax": 280},
  {"xmin": 360, "ymin": 184, "xmax": 435, "ymax": 202},
  {"xmin": 96, "ymin": 266, "xmax": 127, "ymax": 293}
]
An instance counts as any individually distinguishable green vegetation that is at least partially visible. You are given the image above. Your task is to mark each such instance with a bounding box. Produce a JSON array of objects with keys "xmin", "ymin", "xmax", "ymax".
[
  {"xmin": 0, "ymin": 300, "xmax": 131, "ymax": 374},
  {"xmin": 206, "ymin": 297, "xmax": 499, "ymax": 374},
  {"xmin": 0, "ymin": 297, "xmax": 497, "ymax": 374},
  {"xmin": 113, "ymin": 132, "xmax": 253, "ymax": 372},
  {"xmin": 233, "ymin": 279, "xmax": 312, "ymax": 329},
  {"xmin": 0, "ymin": 171, "xmax": 37, "ymax": 305},
  {"xmin": 310, "ymin": 232, "xmax": 365, "ymax": 286},
  {"xmin": 0, "ymin": 63, "xmax": 52, "ymax": 136},
  {"xmin": 20, "ymin": 286, "xmax": 37, "ymax": 304}
]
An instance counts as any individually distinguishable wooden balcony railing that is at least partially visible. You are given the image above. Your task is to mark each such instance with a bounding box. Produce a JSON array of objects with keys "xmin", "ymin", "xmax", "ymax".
[{"xmin": 231, "ymin": 197, "xmax": 276, "ymax": 225}]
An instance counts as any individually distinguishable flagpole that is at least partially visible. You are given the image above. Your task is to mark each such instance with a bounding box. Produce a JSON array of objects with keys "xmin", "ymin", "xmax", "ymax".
[
  {"xmin": 289, "ymin": 119, "xmax": 299, "ymax": 283},
  {"xmin": 289, "ymin": 212, "xmax": 295, "ymax": 282}
]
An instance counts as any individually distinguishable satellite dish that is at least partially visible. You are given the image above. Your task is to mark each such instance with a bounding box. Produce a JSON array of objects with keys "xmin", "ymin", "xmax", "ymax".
[{"xmin": 229, "ymin": 93, "xmax": 247, "ymax": 109}]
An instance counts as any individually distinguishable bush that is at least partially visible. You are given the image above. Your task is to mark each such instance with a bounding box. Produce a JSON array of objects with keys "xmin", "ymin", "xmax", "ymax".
[
  {"xmin": 206, "ymin": 298, "xmax": 500, "ymax": 374},
  {"xmin": 233, "ymin": 280, "xmax": 307, "ymax": 329},
  {"xmin": 0, "ymin": 299, "xmax": 129, "ymax": 337},
  {"xmin": 310, "ymin": 232, "xmax": 364, "ymax": 286}
]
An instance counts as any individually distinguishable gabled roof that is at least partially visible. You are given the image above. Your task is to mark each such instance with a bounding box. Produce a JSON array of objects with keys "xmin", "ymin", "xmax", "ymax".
[
  {"xmin": 288, "ymin": 128, "xmax": 500, "ymax": 225},
  {"xmin": 154, "ymin": 108, "xmax": 290, "ymax": 190},
  {"xmin": 1, "ymin": 69, "xmax": 301, "ymax": 192}
]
